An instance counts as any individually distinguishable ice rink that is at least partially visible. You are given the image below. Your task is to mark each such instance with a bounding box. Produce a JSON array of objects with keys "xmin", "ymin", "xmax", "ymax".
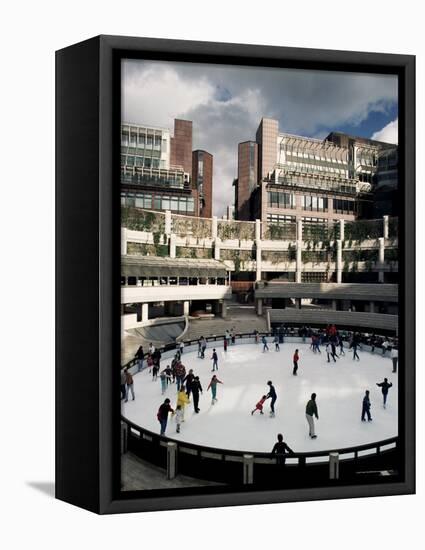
[{"xmin": 122, "ymin": 341, "xmax": 398, "ymax": 453}]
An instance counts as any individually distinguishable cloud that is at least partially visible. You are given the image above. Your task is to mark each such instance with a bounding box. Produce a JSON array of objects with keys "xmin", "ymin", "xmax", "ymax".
[
  {"xmin": 122, "ymin": 59, "xmax": 398, "ymax": 215},
  {"xmin": 371, "ymin": 118, "xmax": 398, "ymax": 144}
]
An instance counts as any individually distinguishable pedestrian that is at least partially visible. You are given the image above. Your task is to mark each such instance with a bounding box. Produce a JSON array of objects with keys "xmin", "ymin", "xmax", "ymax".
[
  {"xmin": 134, "ymin": 345, "xmax": 144, "ymax": 371},
  {"xmin": 120, "ymin": 369, "xmax": 126, "ymax": 400},
  {"xmin": 152, "ymin": 362, "xmax": 159, "ymax": 381},
  {"xmin": 273, "ymin": 335, "xmax": 280, "ymax": 351},
  {"xmin": 207, "ymin": 375, "xmax": 223, "ymax": 404},
  {"xmin": 175, "ymin": 361, "xmax": 186, "ymax": 391},
  {"xmin": 361, "ymin": 390, "xmax": 372, "ymax": 421},
  {"xmin": 147, "ymin": 353, "xmax": 153, "ymax": 373},
  {"xmin": 211, "ymin": 348, "xmax": 219, "ymax": 371},
  {"xmin": 157, "ymin": 398, "xmax": 174, "ymax": 435},
  {"xmin": 197, "ymin": 338, "xmax": 202, "ymax": 358},
  {"xmin": 176, "ymin": 385, "xmax": 190, "ymax": 420},
  {"xmin": 325, "ymin": 342, "xmax": 333, "ymax": 363},
  {"xmin": 391, "ymin": 347, "xmax": 398, "ymax": 373},
  {"xmin": 262, "ymin": 335, "xmax": 269, "ymax": 352},
  {"xmin": 352, "ymin": 341, "xmax": 360, "ymax": 361},
  {"xmin": 331, "ymin": 341, "xmax": 339, "ymax": 360},
  {"xmin": 191, "ymin": 376, "xmax": 203, "ymax": 413},
  {"xmin": 266, "ymin": 381, "xmax": 277, "ymax": 417},
  {"xmin": 376, "ymin": 378, "xmax": 393, "ymax": 408},
  {"xmin": 337, "ymin": 334, "xmax": 345, "ymax": 356},
  {"xmin": 124, "ymin": 368, "xmax": 135, "ymax": 402},
  {"xmin": 159, "ymin": 370, "xmax": 167, "ymax": 395},
  {"xmin": 271, "ymin": 434, "xmax": 294, "ymax": 465},
  {"xmin": 184, "ymin": 369, "xmax": 195, "ymax": 399},
  {"xmin": 254, "ymin": 329, "xmax": 259, "ymax": 344},
  {"xmin": 201, "ymin": 336, "xmax": 207, "ymax": 359},
  {"xmin": 231, "ymin": 330, "xmax": 236, "ymax": 345},
  {"xmin": 179, "ymin": 341, "xmax": 184, "ymax": 355},
  {"xmin": 251, "ymin": 395, "xmax": 267, "ymax": 415},
  {"xmin": 305, "ymin": 393, "xmax": 319, "ymax": 439},
  {"xmin": 382, "ymin": 339, "xmax": 389, "ymax": 356},
  {"xmin": 223, "ymin": 337, "xmax": 228, "ymax": 352},
  {"xmin": 293, "ymin": 349, "xmax": 300, "ymax": 375},
  {"xmin": 149, "ymin": 342, "xmax": 155, "ymax": 355},
  {"xmin": 174, "ymin": 405, "xmax": 184, "ymax": 433}
]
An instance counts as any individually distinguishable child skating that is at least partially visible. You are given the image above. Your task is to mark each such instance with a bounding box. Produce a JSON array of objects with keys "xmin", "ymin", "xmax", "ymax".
[
  {"xmin": 174, "ymin": 405, "xmax": 184, "ymax": 433},
  {"xmin": 251, "ymin": 395, "xmax": 267, "ymax": 415},
  {"xmin": 207, "ymin": 375, "xmax": 223, "ymax": 404}
]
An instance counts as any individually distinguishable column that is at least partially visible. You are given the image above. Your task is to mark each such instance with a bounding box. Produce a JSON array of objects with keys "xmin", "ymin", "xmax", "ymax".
[
  {"xmin": 370, "ymin": 301, "xmax": 375, "ymax": 313},
  {"xmin": 121, "ymin": 228, "xmax": 128, "ymax": 255},
  {"xmin": 257, "ymin": 298, "xmax": 263, "ymax": 316},
  {"xmin": 329, "ymin": 452, "xmax": 339, "ymax": 480},
  {"xmin": 221, "ymin": 301, "xmax": 227, "ymax": 318},
  {"xmin": 243, "ymin": 454, "xmax": 254, "ymax": 485},
  {"xmin": 183, "ymin": 300, "xmax": 190, "ymax": 316},
  {"xmin": 169, "ymin": 233, "xmax": 176, "ymax": 259},
  {"xmin": 296, "ymin": 241, "xmax": 302, "ymax": 283},
  {"xmin": 165, "ymin": 209, "xmax": 172, "ymax": 236},
  {"xmin": 255, "ymin": 219, "xmax": 261, "ymax": 241},
  {"xmin": 383, "ymin": 215, "xmax": 389, "ymax": 240},
  {"xmin": 332, "ymin": 299, "xmax": 338, "ymax": 311},
  {"xmin": 166, "ymin": 442, "xmax": 177, "ymax": 480},
  {"xmin": 297, "ymin": 219, "xmax": 303, "ymax": 241},
  {"xmin": 141, "ymin": 303, "xmax": 149, "ymax": 323},
  {"xmin": 378, "ymin": 237, "xmax": 385, "ymax": 283},
  {"xmin": 336, "ymin": 239, "xmax": 342, "ymax": 284},
  {"xmin": 295, "ymin": 298, "xmax": 301, "ymax": 309},
  {"xmin": 214, "ymin": 237, "xmax": 221, "ymax": 260},
  {"xmin": 339, "ymin": 219, "xmax": 345, "ymax": 242},
  {"xmin": 212, "ymin": 216, "xmax": 218, "ymax": 240}
]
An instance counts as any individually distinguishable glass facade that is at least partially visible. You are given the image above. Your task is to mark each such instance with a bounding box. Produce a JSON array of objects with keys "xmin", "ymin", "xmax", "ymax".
[
  {"xmin": 302, "ymin": 195, "xmax": 329, "ymax": 212},
  {"xmin": 267, "ymin": 191, "xmax": 295, "ymax": 209}
]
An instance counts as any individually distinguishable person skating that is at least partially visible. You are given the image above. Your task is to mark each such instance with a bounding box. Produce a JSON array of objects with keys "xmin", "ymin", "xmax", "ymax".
[
  {"xmin": 179, "ymin": 341, "xmax": 184, "ymax": 356},
  {"xmin": 337, "ymin": 334, "xmax": 345, "ymax": 356},
  {"xmin": 120, "ymin": 370, "xmax": 126, "ymax": 400},
  {"xmin": 159, "ymin": 370, "xmax": 167, "ymax": 395},
  {"xmin": 175, "ymin": 361, "xmax": 186, "ymax": 391},
  {"xmin": 211, "ymin": 348, "xmax": 219, "ymax": 371},
  {"xmin": 352, "ymin": 340, "xmax": 360, "ymax": 361},
  {"xmin": 201, "ymin": 336, "xmax": 207, "ymax": 359},
  {"xmin": 293, "ymin": 349, "xmax": 300, "ymax": 375},
  {"xmin": 157, "ymin": 398, "xmax": 174, "ymax": 435},
  {"xmin": 176, "ymin": 386, "xmax": 190, "ymax": 420},
  {"xmin": 331, "ymin": 341, "xmax": 339, "ymax": 360},
  {"xmin": 207, "ymin": 375, "xmax": 223, "ymax": 404},
  {"xmin": 223, "ymin": 337, "xmax": 228, "ymax": 352},
  {"xmin": 197, "ymin": 338, "xmax": 202, "ymax": 358},
  {"xmin": 184, "ymin": 369, "xmax": 195, "ymax": 399},
  {"xmin": 325, "ymin": 342, "xmax": 334, "ymax": 363},
  {"xmin": 266, "ymin": 381, "xmax": 277, "ymax": 417},
  {"xmin": 262, "ymin": 335, "xmax": 269, "ymax": 352},
  {"xmin": 174, "ymin": 405, "xmax": 184, "ymax": 433},
  {"xmin": 134, "ymin": 345, "xmax": 144, "ymax": 372},
  {"xmin": 361, "ymin": 390, "xmax": 372, "ymax": 421},
  {"xmin": 273, "ymin": 335, "xmax": 280, "ymax": 351},
  {"xmin": 152, "ymin": 362, "xmax": 159, "ymax": 381},
  {"xmin": 146, "ymin": 353, "xmax": 154, "ymax": 373},
  {"xmin": 148, "ymin": 342, "xmax": 155, "ymax": 355},
  {"xmin": 191, "ymin": 376, "xmax": 203, "ymax": 413},
  {"xmin": 271, "ymin": 433, "xmax": 294, "ymax": 465},
  {"xmin": 251, "ymin": 395, "xmax": 267, "ymax": 415},
  {"xmin": 391, "ymin": 347, "xmax": 398, "ymax": 373},
  {"xmin": 124, "ymin": 368, "xmax": 135, "ymax": 402},
  {"xmin": 376, "ymin": 378, "xmax": 393, "ymax": 408},
  {"xmin": 305, "ymin": 393, "xmax": 319, "ymax": 438}
]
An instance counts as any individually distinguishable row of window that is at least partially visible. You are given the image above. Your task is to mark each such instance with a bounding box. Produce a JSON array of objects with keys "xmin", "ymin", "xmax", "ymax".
[
  {"xmin": 121, "ymin": 133, "xmax": 164, "ymax": 148},
  {"xmin": 267, "ymin": 192, "xmax": 354, "ymax": 213},
  {"xmin": 121, "ymin": 192, "xmax": 195, "ymax": 214},
  {"xmin": 121, "ymin": 169, "xmax": 185, "ymax": 188}
]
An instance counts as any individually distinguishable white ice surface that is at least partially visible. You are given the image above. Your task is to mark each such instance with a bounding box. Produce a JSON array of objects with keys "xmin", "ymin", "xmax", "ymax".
[{"xmin": 122, "ymin": 342, "xmax": 398, "ymax": 454}]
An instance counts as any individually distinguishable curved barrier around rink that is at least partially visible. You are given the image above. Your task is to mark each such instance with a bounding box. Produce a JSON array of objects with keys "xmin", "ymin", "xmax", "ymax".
[{"xmin": 121, "ymin": 331, "xmax": 399, "ymax": 485}]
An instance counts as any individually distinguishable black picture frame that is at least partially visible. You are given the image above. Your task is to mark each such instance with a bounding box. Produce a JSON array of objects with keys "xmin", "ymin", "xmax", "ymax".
[{"xmin": 56, "ymin": 35, "xmax": 415, "ymax": 514}]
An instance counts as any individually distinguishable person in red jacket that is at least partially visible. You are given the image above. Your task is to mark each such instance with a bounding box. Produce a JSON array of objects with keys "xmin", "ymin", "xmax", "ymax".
[
  {"xmin": 293, "ymin": 349, "xmax": 300, "ymax": 376},
  {"xmin": 251, "ymin": 395, "xmax": 267, "ymax": 415}
]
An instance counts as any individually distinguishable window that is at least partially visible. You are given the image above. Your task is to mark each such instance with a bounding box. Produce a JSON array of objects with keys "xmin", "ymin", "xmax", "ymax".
[
  {"xmin": 267, "ymin": 191, "xmax": 295, "ymax": 209},
  {"xmin": 334, "ymin": 199, "xmax": 355, "ymax": 214},
  {"xmin": 171, "ymin": 197, "xmax": 179, "ymax": 211},
  {"xmin": 302, "ymin": 195, "xmax": 328, "ymax": 212}
]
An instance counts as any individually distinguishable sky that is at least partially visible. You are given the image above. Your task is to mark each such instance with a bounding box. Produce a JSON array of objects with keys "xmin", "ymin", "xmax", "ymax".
[{"xmin": 122, "ymin": 59, "xmax": 398, "ymax": 216}]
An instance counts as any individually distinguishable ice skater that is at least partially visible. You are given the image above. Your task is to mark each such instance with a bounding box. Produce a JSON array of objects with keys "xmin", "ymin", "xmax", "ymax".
[
  {"xmin": 262, "ymin": 335, "xmax": 269, "ymax": 352},
  {"xmin": 201, "ymin": 336, "xmax": 207, "ymax": 358},
  {"xmin": 352, "ymin": 340, "xmax": 360, "ymax": 361},
  {"xmin": 305, "ymin": 393, "xmax": 319, "ymax": 438},
  {"xmin": 174, "ymin": 405, "xmax": 184, "ymax": 433},
  {"xmin": 179, "ymin": 341, "xmax": 184, "ymax": 355},
  {"xmin": 157, "ymin": 398, "xmax": 174, "ymax": 435},
  {"xmin": 376, "ymin": 378, "xmax": 393, "ymax": 408},
  {"xmin": 124, "ymin": 368, "xmax": 135, "ymax": 402},
  {"xmin": 361, "ymin": 390, "xmax": 372, "ymax": 421},
  {"xmin": 152, "ymin": 362, "xmax": 159, "ymax": 381},
  {"xmin": 391, "ymin": 347, "xmax": 398, "ymax": 373},
  {"xmin": 175, "ymin": 361, "xmax": 186, "ymax": 391},
  {"xmin": 134, "ymin": 345, "xmax": 144, "ymax": 372},
  {"xmin": 176, "ymin": 385, "xmax": 190, "ymax": 420},
  {"xmin": 266, "ymin": 381, "xmax": 277, "ymax": 417},
  {"xmin": 271, "ymin": 434, "xmax": 294, "ymax": 465},
  {"xmin": 273, "ymin": 335, "xmax": 280, "ymax": 351},
  {"xmin": 207, "ymin": 375, "xmax": 223, "ymax": 404},
  {"xmin": 211, "ymin": 348, "xmax": 219, "ymax": 371},
  {"xmin": 223, "ymin": 337, "xmax": 228, "ymax": 352},
  {"xmin": 293, "ymin": 349, "xmax": 300, "ymax": 375},
  {"xmin": 251, "ymin": 395, "xmax": 267, "ymax": 415},
  {"xmin": 184, "ymin": 369, "xmax": 195, "ymax": 399},
  {"xmin": 191, "ymin": 376, "xmax": 203, "ymax": 413},
  {"xmin": 159, "ymin": 370, "xmax": 167, "ymax": 395}
]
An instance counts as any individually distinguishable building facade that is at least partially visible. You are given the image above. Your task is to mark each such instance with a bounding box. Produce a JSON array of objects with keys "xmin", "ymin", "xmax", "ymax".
[
  {"xmin": 121, "ymin": 119, "xmax": 213, "ymax": 216},
  {"xmin": 235, "ymin": 118, "xmax": 398, "ymax": 230}
]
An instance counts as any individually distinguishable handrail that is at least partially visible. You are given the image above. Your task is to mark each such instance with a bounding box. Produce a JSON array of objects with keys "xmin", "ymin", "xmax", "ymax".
[{"xmin": 122, "ymin": 414, "xmax": 398, "ymax": 462}]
